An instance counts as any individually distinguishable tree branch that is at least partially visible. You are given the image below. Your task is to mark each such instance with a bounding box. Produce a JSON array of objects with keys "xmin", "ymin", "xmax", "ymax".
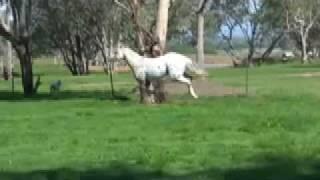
[
  {"xmin": 196, "ymin": 0, "xmax": 211, "ymax": 14},
  {"xmin": 113, "ymin": 0, "xmax": 130, "ymax": 14},
  {"xmin": 0, "ymin": 23, "xmax": 16, "ymax": 43}
]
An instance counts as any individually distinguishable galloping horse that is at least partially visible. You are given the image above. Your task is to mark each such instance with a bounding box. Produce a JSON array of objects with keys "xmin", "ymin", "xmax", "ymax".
[{"xmin": 116, "ymin": 46, "xmax": 207, "ymax": 99}]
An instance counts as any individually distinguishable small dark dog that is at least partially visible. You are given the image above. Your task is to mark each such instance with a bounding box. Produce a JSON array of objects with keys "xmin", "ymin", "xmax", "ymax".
[{"xmin": 50, "ymin": 80, "xmax": 62, "ymax": 93}]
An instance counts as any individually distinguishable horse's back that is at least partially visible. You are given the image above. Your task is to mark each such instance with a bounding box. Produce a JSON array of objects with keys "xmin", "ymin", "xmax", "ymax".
[{"xmin": 164, "ymin": 52, "xmax": 192, "ymax": 65}]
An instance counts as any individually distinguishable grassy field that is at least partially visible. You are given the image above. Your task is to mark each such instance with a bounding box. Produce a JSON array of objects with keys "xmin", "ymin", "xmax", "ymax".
[{"xmin": 0, "ymin": 63, "xmax": 320, "ymax": 180}]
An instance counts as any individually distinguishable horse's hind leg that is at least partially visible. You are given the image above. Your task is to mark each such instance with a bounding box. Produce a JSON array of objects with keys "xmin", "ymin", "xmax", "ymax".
[
  {"xmin": 183, "ymin": 72, "xmax": 193, "ymax": 81},
  {"xmin": 176, "ymin": 76, "xmax": 198, "ymax": 99},
  {"xmin": 146, "ymin": 80, "xmax": 155, "ymax": 103}
]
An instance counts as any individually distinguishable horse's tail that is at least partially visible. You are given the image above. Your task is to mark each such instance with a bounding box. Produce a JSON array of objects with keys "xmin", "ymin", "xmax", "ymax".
[{"xmin": 185, "ymin": 62, "xmax": 208, "ymax": 79}]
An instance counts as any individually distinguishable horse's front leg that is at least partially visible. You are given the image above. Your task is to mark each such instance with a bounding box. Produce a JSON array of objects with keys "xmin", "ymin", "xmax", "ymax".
[{"xmin": 138, "ymin": 80, "xmax": 146, "ymax": 103}]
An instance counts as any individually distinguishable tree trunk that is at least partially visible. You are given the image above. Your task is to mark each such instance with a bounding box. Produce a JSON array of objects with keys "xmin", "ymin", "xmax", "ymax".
[
  {"xmin": 247, "ymin": 43, "xmax": 255, "ymax": 66},
  {"xmin": 301, "ymin": 34, "xmax": 308, "ymax": 64},
  {"xmin": 0, "ymin": 56, "xmax": 3, "ymax": 78},
  {"xmin": 15, "ymin": 43, "xmax": 34, "ymax": 96},
  {"xmin": 60, "ymin": 37, "xmax": 86, "ymax": 76},
  {"xmin": 197, "ymin": 13, "xmax": 205, "ymax": 66},
  {"xmin": 3, "ymin": 41, "xmax": 13, "ymax": 80},
  {"xmin": 76, "ymin": 36, "xmax": 83, "ymax": 75},
  {"xmin": 261, "ymin": 32, "xmax": 284, "ymax": 60},
  {"xmin": 156, "ymin": 0, "xmax": 170, "ymax": 52},
  {"xmin": 8, "ymin": 41, "xmax": 13, "ymax": 78},
  {"xmin": 153, "ymin": 0, "xmax": 170, "ymax": 104},
  {"xmin": 85, "ymin": 59, "xmax": 89, "ymax": 75},
  {"xmin": 71, "ymin": 52, "xmax": 79, "ymax": 75},
  {"xmin": 130, "ymin": 0, "xmax": 149, "ymax": 103},
  {"xmin": 107, "ymin": 31, "xmax": 115, "ymax": 98},
  {"xmin": 66, "ymin": 63, "xmax": 78, "ymax": 76},
  {"xmin": 131, "ymin": 0, "xmax": 146, "ymax": 54}
]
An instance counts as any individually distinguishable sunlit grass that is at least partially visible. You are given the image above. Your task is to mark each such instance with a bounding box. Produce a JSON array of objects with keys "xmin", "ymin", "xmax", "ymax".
[{"xmin": 0, "ymin": 63, "xmax": 320, "ymax": 179}]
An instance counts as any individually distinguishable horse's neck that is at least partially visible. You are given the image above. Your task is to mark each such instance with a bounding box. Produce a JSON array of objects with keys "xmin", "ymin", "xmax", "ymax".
[{"xmin": 125, "ymin": 48, "xmax": 143, "ymax": 67}]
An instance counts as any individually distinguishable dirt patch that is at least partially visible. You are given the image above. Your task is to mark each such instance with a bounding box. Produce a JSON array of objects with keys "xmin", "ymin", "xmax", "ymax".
[
  {"xmin": 186, "ymin": 54, "xmax": 234, "ymax": 65},
  {"xmin": 288, "ymin": 72, "xmax": 320, "ymax": 78},
  {"xmin": 165, "ymin": 79, "xmax": 242, "ymax": 97}
]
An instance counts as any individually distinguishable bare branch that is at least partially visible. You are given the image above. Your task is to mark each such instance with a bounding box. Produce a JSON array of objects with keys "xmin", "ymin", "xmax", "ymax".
[
  {"xmin": 0, "ymin": 23, "xmax": 16, "ymax": 43},
  {"xmin": 195, "ymin": 0, "xmax": 212, "ymax": 14},
  {"xmin": 113, "ymin": 0, "xmax": 130, "ymax": 14}
]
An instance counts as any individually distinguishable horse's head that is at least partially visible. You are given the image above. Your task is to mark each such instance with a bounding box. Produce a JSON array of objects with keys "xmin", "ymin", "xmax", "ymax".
[
  {"xmin": 115, "ymin": 45, "xmax": 141, "ymax": 67},
  {"xmin": 115, "ymin": 45, "xmax": 125, "ymax": 60}
]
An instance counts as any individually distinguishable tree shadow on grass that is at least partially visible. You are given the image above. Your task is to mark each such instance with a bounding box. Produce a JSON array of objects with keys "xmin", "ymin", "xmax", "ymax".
[
  {"xmin": 0, "ymin": 90, "xmax": 130, "ymax": 102},
  {"xmin": 1, "ymin": 155, "xmax": 320, "ymax": 180},
  {"xmin": 221, "ymin": 155, "xmax": 320, "ymax": 180}
]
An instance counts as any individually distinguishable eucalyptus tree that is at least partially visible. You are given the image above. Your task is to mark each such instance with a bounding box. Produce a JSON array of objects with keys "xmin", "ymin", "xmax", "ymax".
[
  {"xmin": 0, "ymin": 1, "xmax": 13, "ymax": 80},
  {"xmin": 285, "ymin": 0, "xmax": 320, "ymax": 63},
  {"xmin": 218, "ymin": 0, "xmax": 285, "ymax": 66},
  {"xmin": 255, "ymin": 0, "xmax": 285, "ymax": 61},
  {"xmin": 195, "ymin": 0, "xmax": 211, "ymax": 65},
  {"xmin": 42, "ymin": 0, "xmax": 102, "ymax": 75},
  {"xmin": 88, "ymin": 0, "xmax": 123, "ymax": 98},
  {"xmin": 0, "ymin": 0, "xmax": 40, "ymax": 95},
  {"xmin": 234, "ymin": 0, "xmax": 268, "ymax": 65}
]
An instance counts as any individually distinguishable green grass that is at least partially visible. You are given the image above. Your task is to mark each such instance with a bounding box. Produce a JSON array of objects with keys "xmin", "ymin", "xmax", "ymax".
[
  {"xmin": 0, "ymin": 63, "xmax": 320, "ymax": 179},
  {"xmin": 212, "ymin": 64, "xmax": 320, "ymax": 96}
]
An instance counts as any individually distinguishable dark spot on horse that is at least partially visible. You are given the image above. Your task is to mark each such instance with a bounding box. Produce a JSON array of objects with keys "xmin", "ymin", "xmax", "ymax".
[{"xmin": 165, "ymin": 65, "xmax": 169, "ymax": 75}]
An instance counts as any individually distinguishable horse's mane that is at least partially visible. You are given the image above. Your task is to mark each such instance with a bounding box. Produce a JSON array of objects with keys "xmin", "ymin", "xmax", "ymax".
[{"xmin": 124, "ymin": 47, "xmax": 142, "ymax": 59}]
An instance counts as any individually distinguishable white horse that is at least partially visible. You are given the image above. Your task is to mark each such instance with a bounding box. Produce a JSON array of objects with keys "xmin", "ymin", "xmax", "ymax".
[{"xmin": 117, "ymin": 46, "xmax": 207, "ymax": 99}]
